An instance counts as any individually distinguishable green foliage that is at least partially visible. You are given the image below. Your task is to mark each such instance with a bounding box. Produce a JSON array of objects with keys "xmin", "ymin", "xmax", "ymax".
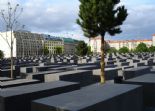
[
  {"xmin": 43, "ymin": 47, "xmax": 49, "ymax": 55},
  {"xmin": 130, "ymin": 49, "xmax": 139, "ymax": 53},
  {"xmin": 87, "ymin": 46, "xmax": 93, "ymax": 55},
  {"xmin": 149, "ymin": 46, "xmax": 155, "ymax": 52},
  {"xmin": 130, "ymin": 49, "xmax": 134, "ymax": 53},
  {"xmin": 55, "ymin": 47, "xmax": 63, "ymax": 54},
  {"xmin": 77, "ymin": 0, "xmax": 128, "ymax": 83},
  {"xmin": 0, "ymin": 50, "xmax": 4, "ymax": 59},
  {"xmin": 105, "ymin": 41, "xmax": 111, "ymax": 52},
  {"xmin": 77, "ymin": 0, "xmax": 128, "ymax": 38},
  {"xmin": 76, "ymin": 41, "xmax": 88, "ymax": 56},
  {"xmin": 107, "ymin": 47, "xmax": 117, "ymax": 53},
  {"xmin": 135, "ymin": 43, "xmax": 149, "ymax": 52},
  {"xmin": 119, "ymin": 46, "xmax": 129, "ymax": 53}
]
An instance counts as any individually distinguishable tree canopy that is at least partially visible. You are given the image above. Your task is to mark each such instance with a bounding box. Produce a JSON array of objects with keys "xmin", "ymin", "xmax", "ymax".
[
  {"xmin": 119, "ymin": 46, "xmax": 129, "ymax": 53},
  {"xmin": 77, "ymin": 0, "xmax": 128, "ymax": 38},
  {"xmin": 76, "ymin": 41, "xmax": 88, "ymax": 56},
  {"xmin": 135, "ymin": 43, "xmax": 149, "ymax": 52},
  {"xmin": 149, "ymin": 46, "xmax": 155, "ymax": 52},
  {"xmin": 77, "ymin": 0, "xmax": 128, "ymax": 83},
  {"xmin": 55, "ymin": 47, "xmax": 63, "ymax": 54},
  {"xmin": 107, "ymin": 47, "xmax": 117, "ymax": 53},
  {"xmin": 87, "ymin": 46, "xmax": 93, "ymax": 55},
  {"xmin": 43, "ymin": 47, "xmax": 49, "ymax": 55},
  {"xmin": 105, "ymin": 41, "xmax": 111, "ymax": 53},
  {"xmin": 0, "ymin": 50, "xmax": 4, "ymax": 59}
]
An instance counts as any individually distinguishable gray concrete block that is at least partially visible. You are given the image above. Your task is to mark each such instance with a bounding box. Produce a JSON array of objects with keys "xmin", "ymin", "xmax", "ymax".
[
  {"xmin": 0, "ymin": 81, "xmax": 80, "ymax": 111},
  {"xmin": 26, "ymin": 70, "xmax": 64, "ymax": 82},
  {"xmin": 93, "ymin": 68, "xmax": 120, "ymax": 80},
  {"xmin": 123, "ymin": 74, "xmax": 155, "ymax": 107},
  {"xmin": 0, "ymin": 77, "xmax": 13, "ymax": 82},
  {"xmin": 45, "ymin": 70, "xmax": 96, "ymax": 87},
  {"xmin": 32, "ymin": 83, "xmax": 143, "ymax": 111},
  {"xmin": 0, "ymin": 79, "xmax": 41, "ymax": 88},
  {"xmin": 123, "ymin": 66, "xmax": 150, "ymax": 80}
]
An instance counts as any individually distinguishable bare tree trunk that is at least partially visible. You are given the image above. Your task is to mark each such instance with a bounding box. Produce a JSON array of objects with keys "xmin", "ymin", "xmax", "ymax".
[
  {"xmin": 22, "ymin": 36, "xmax": 24, "ymax": 58},
  {"xmin": 11, "ymin": 47, "xmax": 13, "ymax": 78},
  {"xmin": 0, "ymin": 2, "xmax": 23, "ymax": 78},
  {"xmin": 10, "ymin": 30, "xmax": 13, "ymax": 78},
  {"xmin": 100, "ymin": 33, "xmax": 105, "ymax": 84},
  {"xmin": 22, "ymin": 39, "xmax": 24, "ymax": 58}
]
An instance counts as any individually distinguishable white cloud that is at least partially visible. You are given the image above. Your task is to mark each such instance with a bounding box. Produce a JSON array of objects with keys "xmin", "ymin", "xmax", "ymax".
[
  {"xmin": 119, "ymin": 4, "xmax": 155, "ymax": 39},
  {"xmin": 18, "ymin": 0, "xmax": 83, "ymax": 38},
  {"xmin": 1, "ymin": 0, "xmax": 155, "ymax": 41}
]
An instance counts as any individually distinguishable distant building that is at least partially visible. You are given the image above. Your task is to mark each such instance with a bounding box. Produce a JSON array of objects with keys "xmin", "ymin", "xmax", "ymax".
[
  {"xmin": 152, "ymin": 34, "xmax": 155, "ymax": 46},
  {"xmin": 43, "ymin": 34, "xmax": 64, "ymax": 55},
  {"xmin": 0, "ymin": 31, "xmax": 44, "ymax": 58},
  {"xmin": 63, "ymin": 38, "xmax": 79, "ymax": 54},
  {"xmin": 89, "ymin": 35, "xmax": 155, "ymax": 53},
  {"xmin": 89, "ymin": 37, "xmax": 101, "ymax": 54},
  {"xmin": 106, "ymin": 39, "xmax": 152, "ymax": 50},
  {"xmin": 0, "ymin": 31, "xmax": 79, "ymax": 58}
]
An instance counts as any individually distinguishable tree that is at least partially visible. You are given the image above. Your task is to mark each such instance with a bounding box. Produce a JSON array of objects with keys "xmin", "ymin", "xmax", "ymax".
[
  {"xmin": 130, "ymin": 49, "xmax": 134, "ymax": 53},
  {"xmin": 87, "ymin": 46, "xmax": 93, "ymax": 55},
  {"xmin": 55, "ymin": 47, "xmax": 63, "ymax": 54},
  {"xmin": 77, "ymin": 0, "xmax": 128, "ymax": 83},
  {"xmin": 76, "ymin": 41, "xmax": 88, "ymax": 56},
  {"xmin": 43, "ymin": 47, "xmax": 49, "ymax": 55},
  {"xmin": 119, "ymin": 46, "xmax": 129, "ymax": 53},
  {"xmin": 107, "ymin": 47, "xmax": 118, "ymax": 54},
  {"xmin": 149, "ymin": 46, "xmax": 155, "ymax": 52},
  {"xmin": 0, "ymin": 2, "xmax": 23, "ymax": 78},
  {"xmin": 105, "ymin": 41, "xmax": 111, "ymax": 53},
  {"xmin": 135, "ymin": 43, "xmax": 149, "ymax": 52},
  {"xmin": 0, "ymin": 50, "xmax": 4, "ymax": 59}
]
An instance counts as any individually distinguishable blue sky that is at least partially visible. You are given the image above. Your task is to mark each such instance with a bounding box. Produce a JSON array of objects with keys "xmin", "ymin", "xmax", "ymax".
[
  {"xmin": 123, "ymin": 0, "xmax": 155, "ymax": 6},
  {"xmin": 1, "ymin": 0, "xmax": 155, "ymax": 42}
]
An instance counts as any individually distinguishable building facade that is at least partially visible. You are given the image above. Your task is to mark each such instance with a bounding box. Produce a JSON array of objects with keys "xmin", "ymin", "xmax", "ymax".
[
  {"xmin": 106, "ymin": 39, "xmax": 152, "ymax": 50},
  {"xmin": 0, "ymin": 31, "xmax": 44, "ymax": 58},
  {"xmin": 0, "ymin": 31, "xmax": 17, "ymax": 58},
  {"xmin": 0, "ymin": 31, "xmax": 64, "ymax": 58},
  {"xmin": 43, "ymin": 34, "xmax": 64, "ymax": 55},
  {"xmin": 89, "ymin": 37, "xmax": 101, "ymax": 54},
  {"xmin": 152, "ymin": 34, "xmax": 155, "ymax": 46},
  {"xmin": 15, "ymin": 31, "xmax": 44, "ymax": 57},
  {"xmin": 89, "ymin": 36, "xmax": 155, "ymax": 53},
  {"xmin": 63, "ymin": 38, "xmax": 79, "ymax": 54},
  {"xmin": 0, "ymin": 31, "xmax": 79, "ymax": 58}
]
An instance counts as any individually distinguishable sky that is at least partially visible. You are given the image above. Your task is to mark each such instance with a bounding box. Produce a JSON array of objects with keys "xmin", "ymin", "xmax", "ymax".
[{"xmin": 0, "ymin": 0, "xmax": 155, "ymax": 42}]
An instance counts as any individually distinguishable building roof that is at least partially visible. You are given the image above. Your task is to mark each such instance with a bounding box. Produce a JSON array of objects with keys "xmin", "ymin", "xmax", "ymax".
[
  {"xmin": 15, "ymin": 30, "xmax": 31, "ymax": 33},
  {"xmin": 90, "ymin": 36, "xmax": 101, "ymax": 40},
  {"xmin": 90, "ymin": 36, "xmax": 152, "ymax": 43},
  {"xmin": 63, "ymin": 38, "xmax": 79, "ymax": 43},
  {"xmin": 106, "ymin": 39, "xmax": 152, "ymax": 43},
  {"xmin": 42, "ymin": 34, "xmax": 63, "ymax": 41}
]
